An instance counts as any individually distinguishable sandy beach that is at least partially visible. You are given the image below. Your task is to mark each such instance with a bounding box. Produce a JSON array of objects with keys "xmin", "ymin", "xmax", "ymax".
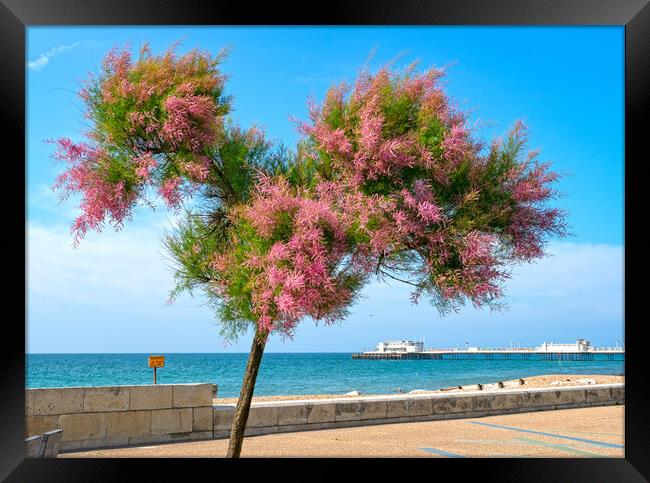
[{"xmin": 214, "ymin": 373, "xmax": 624, "ymax": 404}]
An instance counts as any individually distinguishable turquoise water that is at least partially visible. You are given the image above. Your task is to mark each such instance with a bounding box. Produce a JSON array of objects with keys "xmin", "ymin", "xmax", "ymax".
[{"xmin": 26, "ymin": 353, "xmax": 624, "ymax": 397}]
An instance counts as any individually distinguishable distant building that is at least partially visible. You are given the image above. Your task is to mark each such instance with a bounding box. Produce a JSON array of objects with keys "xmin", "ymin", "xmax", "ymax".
[
  {"xmin": 375, "ymin": 340, "xmax": 424, "ymax": 353},
  {"xmin": 536, "ymin": 339, "xmax": 591, "ymax": 352}
]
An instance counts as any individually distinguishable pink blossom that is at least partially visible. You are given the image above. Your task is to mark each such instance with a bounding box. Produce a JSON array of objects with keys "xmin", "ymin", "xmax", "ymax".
[
  {"xmin": 310, "ymin": 124, "xmax": 352, "ymax": 158},
  {"xmin": 134, "ymin": 152, "xmax": 157, "ymax": 179},
  {"xmin": 441, "ymin": 124, "xmax": 468, "ymax": 164},
  {"xmin": 231, "ymin": 176, "xmax": 364, "ymax": 336},
  {"xmin": 159, "ymin": 177, "xmax": 183, "ymax": 208},
  {"xmin": 50, "ymin": 139, "xmax": 136, "ymax": 246},
  {"xmin": 358, "ymin": 96, "xmax": 383, "ymax": 152},
  {"xmin": 181, "ymin": 156, "xmax": 212, "ymax": 182},
  {"xmin": 268, "ymin": 242, "xmax": 289, "ymax": 262},
  {"xmin": 460, "ymin": 231, "xmax": 495, "ymax": 265},
  {"xmin": 162, "ymin": 95, "xmax": 219, "ymax": 151},
  {"xmin": 511, "ymin": 162, "xmax": 558, "ymax": 202}
]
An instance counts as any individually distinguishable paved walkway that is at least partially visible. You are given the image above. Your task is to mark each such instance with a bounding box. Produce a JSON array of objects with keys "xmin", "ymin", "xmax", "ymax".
[{"xmin": 61, "ymin": 405, "xmax": 624, "ymax": 458}]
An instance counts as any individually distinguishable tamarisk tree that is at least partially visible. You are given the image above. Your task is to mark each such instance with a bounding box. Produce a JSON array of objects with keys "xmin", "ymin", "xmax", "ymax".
[
  {"xmin": 52, "ymin": 44, "xmax": 566, "ymax": 458},
  {"xmin": 296, "ymin": 64, "xmax": 567, "ymax": 311}
]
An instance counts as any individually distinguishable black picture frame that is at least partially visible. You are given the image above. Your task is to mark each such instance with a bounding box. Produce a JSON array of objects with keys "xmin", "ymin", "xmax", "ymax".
[{"xmin": 2, "ymin": 0, "xmax": 647, "ymax": 480}]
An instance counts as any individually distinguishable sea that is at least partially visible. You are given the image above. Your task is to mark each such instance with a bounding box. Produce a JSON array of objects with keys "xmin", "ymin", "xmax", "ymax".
[{"xmin": 26, "ymin": 353, "xmax": 624, "ymax": 398}]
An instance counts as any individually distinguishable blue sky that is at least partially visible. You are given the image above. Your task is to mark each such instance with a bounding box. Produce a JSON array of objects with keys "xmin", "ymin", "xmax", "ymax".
[{"xmin": 26, "ymin": 26, "xmax": 624, "ymax": 353}]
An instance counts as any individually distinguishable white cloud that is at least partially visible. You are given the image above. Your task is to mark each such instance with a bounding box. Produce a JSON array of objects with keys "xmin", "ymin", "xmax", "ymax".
[
  {"xmin": 28, "ymin": 183, "xmax": 79, "ymax": 222},
  {"xmin": 27, "ymin": 42, "xmax": 81, "ymax": 71},
  {"xmin": 505, "ymin": 242, "xmax": 623, "ymax": 312},
  {"xmin": 26, "ymin": 220, "xmax": 624, "ymax": 352},
  {"xmin": 360, "ymin": 241, "xmax": 623, "ymax": 305},
  {"xmin": 27, "ymin": 220, "xmax": 177, "ymax": 308},
  {"xmin": 27, "ymin": 221, "xmax": 623, "ymax": 314},
  {"xmin": 26, "ymin": 218, "xmax": 229, "ymax": 353}
]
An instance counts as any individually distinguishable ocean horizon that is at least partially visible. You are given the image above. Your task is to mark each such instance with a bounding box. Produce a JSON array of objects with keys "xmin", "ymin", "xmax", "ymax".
[{"xmin": 26, "ymin": 353, "xmax": 624, "ymax": 398}]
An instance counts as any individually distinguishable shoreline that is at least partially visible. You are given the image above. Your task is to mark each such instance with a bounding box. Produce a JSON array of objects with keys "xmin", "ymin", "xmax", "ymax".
[{"xmin": 214, "ymin": 373, "xmax": 624, "ymax": 404}]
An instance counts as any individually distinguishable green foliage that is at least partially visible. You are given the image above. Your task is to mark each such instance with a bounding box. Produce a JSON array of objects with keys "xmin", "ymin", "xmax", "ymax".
[
  {"xmin": 419, "ymin": 117, "xmax": 445, "ymax": 155},
  {"xmin": 380, "ymin": 91, "xmax": 420, "ymax": 138},
  {"xmin": 164, "ymin": 210, "xmax": 256, "ymax": 341}
]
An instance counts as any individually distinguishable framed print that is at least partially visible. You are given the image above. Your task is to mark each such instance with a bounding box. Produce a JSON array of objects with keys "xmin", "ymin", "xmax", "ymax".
[{"xmin": 2, "ymin": 0, "xmax": 648, "ymax": 480}]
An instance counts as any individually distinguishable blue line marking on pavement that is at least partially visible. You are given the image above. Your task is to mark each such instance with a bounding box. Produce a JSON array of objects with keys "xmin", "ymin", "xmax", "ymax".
[
  {"xmin": 419, "ymin": 447, "xmax": 466, "ymax": 458},
  {"xmin": 516, "ymin": 437, "xmax": 606, "ymax": 457},
  {"xmin": 467, "ymin": 421, "xmax": 624, "ymax": 449}
]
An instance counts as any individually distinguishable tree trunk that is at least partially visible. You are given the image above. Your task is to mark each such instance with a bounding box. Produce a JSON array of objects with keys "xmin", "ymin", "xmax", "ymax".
[{"xmin": 226, "ymin": 327, "xmax": 268, "ymax": 458}]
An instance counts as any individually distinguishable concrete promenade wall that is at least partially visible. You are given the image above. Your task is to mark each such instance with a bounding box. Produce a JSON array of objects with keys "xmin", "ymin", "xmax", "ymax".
[
  {"xmin": 25, "ymin": 383, "xmax": 624, "ymax": 450},
  {"xmin": 26, "ymin": 384, "xmax": 216, "ymax": 450},
  {"xmin": 213, "ymin": 383, "xmax": 624, "ymax": 439}
]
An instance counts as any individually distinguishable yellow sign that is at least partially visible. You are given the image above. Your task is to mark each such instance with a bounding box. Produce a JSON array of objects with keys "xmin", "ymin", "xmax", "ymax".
[{"xmin": 148, "ymin": 355, "xmax": 165, "ymax": 368}]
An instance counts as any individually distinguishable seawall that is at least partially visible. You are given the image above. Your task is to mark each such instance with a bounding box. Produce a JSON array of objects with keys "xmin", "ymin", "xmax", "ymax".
[
  {"xmin": 213, "ymin": 384, "xmax": 624, "ymax": 439},
  {"xmin": 25, "ymin": 383, "xmax": 216, "ymax": 451},
  {"xmin": 26, "ymin": 383, "xmax": 624, "ymax": 451}
]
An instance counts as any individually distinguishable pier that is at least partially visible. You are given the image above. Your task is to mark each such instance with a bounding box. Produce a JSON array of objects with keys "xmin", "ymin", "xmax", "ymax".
[
  {"xmin": 351, "ymin": 350, "xmax": 623, "ymax": 361},
  {"xmin": 352, "ymin": 339, "xmax": 624, "ymax": 361},
  {"xmin": 352, "ymin": 352, "xmax": 442, "ymax": 360}
]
